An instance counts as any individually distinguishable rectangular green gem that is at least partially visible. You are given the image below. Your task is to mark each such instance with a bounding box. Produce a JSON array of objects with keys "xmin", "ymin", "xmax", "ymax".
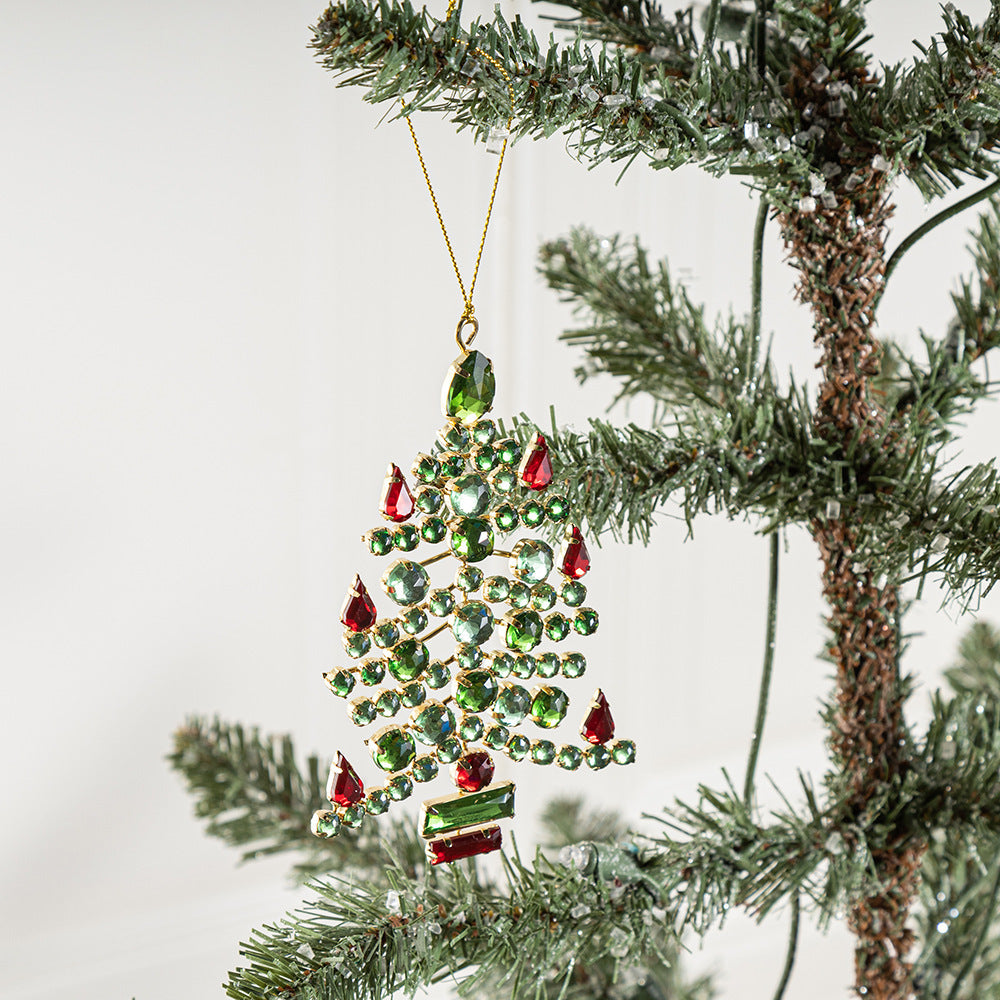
[{"xmin": 420, "ymin": 781, "xmax": 515, "ymax": 838}]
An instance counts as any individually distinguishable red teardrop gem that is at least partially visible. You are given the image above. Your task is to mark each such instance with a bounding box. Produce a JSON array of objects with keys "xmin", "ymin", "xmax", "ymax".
[
  {"xmin": 326, "ymin": 752, "xmax": 365, "ymax": 806},
  {"xmin": 452, "ymin": 751, "xmax": 495, "ymax": 792},
  {"xmin": 380, "ymin": 463, "xmax": 415, "ymax": 522},
  {"xmin": 340, "ymin": 574, "xmax": 377, "ymax": 633},
  {"xmin": 580, "ymin": 689, "xmax": 615, "ymax": 745},
  {"xmin": 560, "ymin": 526, "xmax": 591, "ymax": 578},
  {"xmin": 518, "ymin": 433, "xmax": 553, "ymax": 491}
]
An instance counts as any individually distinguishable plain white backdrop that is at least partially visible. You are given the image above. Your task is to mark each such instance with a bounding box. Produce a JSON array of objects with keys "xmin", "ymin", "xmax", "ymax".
[{"xmin": 3, "ymin": 1, "xmax": 999, "ymax": 998}]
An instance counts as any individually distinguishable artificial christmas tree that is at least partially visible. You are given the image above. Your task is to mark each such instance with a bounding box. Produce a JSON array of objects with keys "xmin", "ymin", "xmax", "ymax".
[{"xmin": 171, "ymin": 1, "xmax": 1000, "ymax": 997}]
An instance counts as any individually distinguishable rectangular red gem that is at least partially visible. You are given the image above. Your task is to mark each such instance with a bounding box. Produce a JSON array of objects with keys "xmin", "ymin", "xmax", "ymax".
[{"xmin": 426, "ymin": 826, "xmax": 502, "ymax": 865}]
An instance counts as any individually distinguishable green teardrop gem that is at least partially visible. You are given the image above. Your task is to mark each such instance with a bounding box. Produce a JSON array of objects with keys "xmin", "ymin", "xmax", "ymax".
[{"xmin": 443, "ymin": 350, "xmax": 496, "ymax": 425}]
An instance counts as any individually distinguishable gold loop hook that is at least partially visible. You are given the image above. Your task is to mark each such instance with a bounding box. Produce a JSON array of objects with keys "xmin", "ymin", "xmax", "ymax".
[{"xmin": 456, "ymin": 314, "xmax": 479, "ymax": 351}]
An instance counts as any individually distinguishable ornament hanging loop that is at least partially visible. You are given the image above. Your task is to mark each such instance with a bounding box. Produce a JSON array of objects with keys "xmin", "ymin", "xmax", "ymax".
[{"xmin": 456, "ymin": 313, "xmax": 479, "ymax": 351}]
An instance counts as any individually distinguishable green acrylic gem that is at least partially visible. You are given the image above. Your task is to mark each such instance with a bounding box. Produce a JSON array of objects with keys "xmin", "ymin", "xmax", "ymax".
[
  {"xmin": 412, "ymin": 755, "xmax": 440, "ymax": 782},
  {"xmin": 561, "ymin": 652, "xmax": 587, "ymax": 678},
  {"xmin": 556, "ymin": 745, "xmax": 583, "ymax": 770},
  {"xmin": 505, "ymin": 734, "xmax": 530, "ymax": 760},
  {"xmin": 493, "ymin": 683, "xmax": 531, "ymax": 726},
  {"xmin": 342, "ymin": 804, "xmax": 365, "ymax": 828},
  {"xmin": 530, "ymin": 739, "xmax": 556, "ymax": 765},
  {"xmin": 373, "ymin": 621, "xmax": 400, "ymax": 649},
  {"xmin": 455, "ymin": 669, "xmax": 498, "ymax": 712},
  {"xmin": 520, "ymin": 500, "xmax": 546, "ymax": 528},
  {"xmin": 536, "ymin": 653, "xmax": 560, "ymax": 679},
  {"xmin": 545, "ymin": 494, "xmax": 569, "ymax": 523},
  {"xmin": 394, "ymin": 523, "xmax": 420, "ymax": 552},
  {"xmin": 459, "ymin": 714, "xmax": 484, "ymax": 741},
  {"xmin": 428, "ymin": 588, "xmax": 454, "ymax": 617},
  {"xmin": 494, "ymin": 503, "xmax": 519, "ymax": 533},
  {"xmin": 483, "ymin": 724, "xmax": 510, "ymax": 750},
  {"xmin": 448, "ymin": 474, "xmax": 492, "ymax": 517},
  {"xmin": 311, "ymin": 810, "xmax": 341, "ymax": 838},
  {"xmin": 454, "ymin": 565, "xmax": 484, "ymax": 593},
  {"xmin": 360, "ymin": 660, "xmax": 387, "ymax": 686},
  {"xmin": 484, "ymin": 576, "xmax": 510, "ymax": 602},
  {"xmin": 611, "ymin": 739, "xmax": 636, "ymax": 765},
  {"xmin": 370, "ymin": 727, "xmax": 416, "ymax": 772},
  {"xmin": 456, "ymin": 643, "xmax": 483, "ymax": 671},
  {"xmin": 473, "ymin": 420, "xmax": 497, "ymax": 445},
  {"xmin": 545, "ymin": 613, "xmax": 571, "ymax": 642},
  {"xmin": 530, "ymin": 686, "xmax": 569, "ymax": 729},
  {"xmin": 387, "ymin": 773, "xmax": 413, "ymax": 801},
  {"xmin": 506, "ymin": 610, "xmax": 544, "ymax": 653},
  {"xmin": 489, "ymin": 651, "xmax": 514, "ymax": 678},
  {"xmin": 387, "ymin": 639, "xmax": 429, "ymax": 683},
  {"xmin": 324, "ymin": 668, "xmax": 356, "ymax": 698},
  {"xmin": 531, "ymin": 583, "xmax": 557, "ymax": 611},
  {"xmin": 350, "ymin": 697, "xmax": 377, "ymax": 726},
  {"xmin": 400, "ymin": 681, "xmax": 427, "ymax": 708},
  {"xmin": 415, "ymin": 487, "xmax": 443, "ymax": 515},
  {"xmin": 512, "ymin": 654, "xmax": 535, "ymax": 679},
  {"xmin": 425, "ymin": 660, "xmax": 452, "ymax": 689},
  {"xmin": 383, "ymin": 561, "xmax": 430, "ymax": 606},
  {"xmin": 376, "ymin": 689, "xmax": 400, "ymax": 717},
  {"xmin": 420, "ymin": 781, "xmax": 515, "ymax": 838},
  {"xmin": 343, "ymin": 631, "xmax": 371, "ymax": 659},
  {"xmin": 436, "ymin": 736, "xmax": 463, "ymax": 764},
  {"xmin": 421, "ymin": 516, "xmax": 448, "ymax": 544},
  {"xmin": 496, "ymin": 438, "xmax": 522, "ymax": 466},
  {"xmin": 472, "ymin": 445, "xmax": 498, "ymax": 473},
  {"xmin": 366, "ymin": 527, "xmax": 395, "ymax": 556},
  {"xmin": 411, "ymin": 700, "xmax": 457, "ymax": 746},
  {"xmin": 560, "ymin": 581, "xmax": 587, "ymax": 607},
  {"xmin": 439, "ymin": 452, "xmax": 466, "ymax": 479},
  {"xmin": 586, "ymin": 744, "xmax": 612, "ymax": 770},
  {"xmin": 452, "ymin": 601, "xmax": 494, "ymax": 645},
  {"xmin": 491, "ymin": 469, "xmax": 517, "ymax": 495},
  {"xmin": 439, "ymin": 421, "xmax": 471, "ymax": 451},
  {"xmin": 365, "ymin": 788, "xmax": 391, "ymax": 815},
  {"xmin": 400, "ymin": 607, "xmax": 428, "ymax": 635},
  {"xmin": 508, "ymin": 582, "xmax": 531, "ymax": 608},
  {"xmin": 443, "ymin": 350, "xmax": 496, "ymax": 425},
  {"xmin": 450, "ymin": 518, "xmax": 494, "ymax": 562},
  {"xmin": 412, "ymin": 453, "xmax": 441, "ymax": 484},
  {"xmin": 511, "ymin": 540, "xmax": 553, "ymax": 583},
  {"xmin": 574, "ymin": 608, "xmax": 599, "ymax": 636}
]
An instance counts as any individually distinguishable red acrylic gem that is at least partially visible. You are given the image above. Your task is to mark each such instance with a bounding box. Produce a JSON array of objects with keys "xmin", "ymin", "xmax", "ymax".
[
  {"xmin": 326, "ymin": 752, "xmax": 365, "ymax": 806},
  {"xmin": 451, "ymin": 751, "xmax": 495, "ymax": 792},
  {"xmin": 380, "ymin": 463, "xmax": 415, "ymax": 522},
  {"xmin": 340, "ymin": 574, "xmax": 377, "ymax": 633},
  {"xmin": 560, "ymin": 526, "xmax": 591, "ymax": 578},
  {"xmin": 518, "ymin": 433, "xmax": 553, "ymax": 491},
  {"xmin": 580, "ymin": 689, "xmax": 615, "ymax": 745},
  {"xmin": 427, "ymin": 825, "xmax": 502, "ymax": 865}
]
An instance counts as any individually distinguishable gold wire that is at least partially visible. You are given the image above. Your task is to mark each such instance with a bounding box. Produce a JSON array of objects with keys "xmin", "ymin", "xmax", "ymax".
[{"xmin": 402, "ymin": 0, "xmax": 515, "ymax": 340}]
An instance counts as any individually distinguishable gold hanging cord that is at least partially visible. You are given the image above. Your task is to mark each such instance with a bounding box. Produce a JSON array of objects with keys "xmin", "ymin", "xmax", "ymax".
[{"xmin": 403, "ymin": 0, "xmax": 515, "ymax": 350}]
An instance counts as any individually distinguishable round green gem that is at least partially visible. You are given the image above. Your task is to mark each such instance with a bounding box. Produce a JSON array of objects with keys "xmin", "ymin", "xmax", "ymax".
[
  {"xmin": 561, "ymin": 652, "xmax": 587, "ymax": 678},
  {"xmin": 415, "ymin": 487, "xmax": 443, "ymax": 515},
  {"xmin": 459, "ymin": 714, "xmax": 484, "ymax": 741},
  {"xmin": 530, "ymin": 739, "xmax": 556, "ymax": 765},
  {"xmin": 388, "ymin": 639, "xmax": 430, "ymax": 682},
  {"xmin": 452, "ymin": 601, "xmax": 494, "ymax": 645},
  {"xmin": 496, "ymin": 438, "xmax": 522, "ymax": 466},
  {"xmin": 394, "ymin": 524, "xmax": 420, "ymax": 552},
  {"xmin": 491, "ymin": 469, "xmax": 517, "ymax": 495},
  {"xmin": 586, "ymin": 744, "xmax": 612, "ymax": 770},
  {"xmin": 425, "ymin": 660, "xmax": 452, "ymax": 689},
  {"xmin": 545, "ymin": 494, "xmax": 569, "ymax": 523},
  {"xmin": 365, "ymin": 788, "xmax": 391, "ymax": 815},
  {"xmin": 412, "ymin": 755, "xmax": 439, "ymax": 782},
  {"xmin": 556, "ymin": 745, "xmax": 583, "ymax": 770},
  {"xmin": 341, "ymin": 804, "xmax": 365, "ymax": 828},
  {"xmin": 454, "ymin": 565, "xmax": 484, "ymax": 593},
  {"xmin": 439, "ymin": 452, "xmax": 466, "ymax": 479},
  {"xmin": 545, "ymin": 612, "xmax": 571, "ymax": 642},
  {"xmin": 387, "ymin": 773, "xmax": 413, "ymax": 800},
  {"xmin": 611, "ymin": 739, "xmax": 636, "ymax": 765},
  {"xmin": 370, "ymin": 727, "xmax": 416, "ymax": 772},
  {"xmin": 450, "ymin": 518, "xmax": 495, "ymax": 562},
  {"xmin": 373, "ymin": 621, "xmax": 400, "ymax": 649},
  {"xmin": 531, "ymin": 583, "xmax": 557, "ymax": 611},
  {"xmin": 472, "ymin": 445, "xmax": 498, "ymax": 472},
  {"xmin": 400, "ymin": 607, "xmax": 428, "ymax": 635},
  {"xmin": 483, "ymin": 724, "xmax": 510, "ymax": 750},
  {"xmin": 520, "ymin": 500, "xmax": 546, "ymax": 528},
  {"xmin": 376, "ymin": 689, "xmax": 400, "ymax": 716},
  {"xmin": 343, "ymin": 631, "xmax": 371, "ymax": 659},
  {"xmin": 383, "ymin": 561, "xmax": 430, "ymax": 606},
  {"xmin": 506, "ymin": 610, "xmax": 544, "ymax": 653},
  {"xmin": 428, "ymin": 588, "xmax": 455, "ymax": 617},
  {"xmin": 400, "ymin": 681, "xmax": 427, "ymax": 708},
  {"xmin": 350, "ymin": 697, "xmax": 377, "ymax": 726},
  {"xmin": 505, "ymin": 734, "xmax": 530, "ymax": 760},
  {"xmin": 412, "ymin": 453, "xmax": 441, "ymax": 484},
  {"xmin": 560, "ymin": 581, "xmax": 587, "ymax": 607},
  {"xmin": 411, "ymin": 700, "xmax": 457, "ymax": 746},
  {"xmin": 473, "ymin": 420, "xmax": 497, "ymax": 445},
  {"xmin": 484, "ymin": 576, "xmax": 511, "ymax": 602},
  {"xmin": 511, "ymin": 540, "xmax": 554, "ymax": 583},
  {"xmin": 494, "ymin": 503, "xmax": 519, "ymax": 533},
  {"xmin": 360, "ymin": 660, "xmax": 387, "ymax": 686},
  {"xmin": 490, "ymin": 651, "xmax": 515, "ymax": 678},
  {"xmin": 512, "ymin": 654, "xmax": 536, "ymax": 679},
  {"xmin": 508, "ymin": 582, "xmax": 531, "ymax": 608},
  {"xmin": 493, "ymin": 683, "xmax": 531, "ymax": 726},
  {"xmin": 436, "ymin": 736, "xmax": 464, "ymax": 764},
  {"xmin": 455, "ymin": 669, "xmax": 499, "ymax": 712},
  {"xmin": 456, "ymin": 643, "xmax": 484, "ymax": 670},
  {"xmin": 421, "ymin": 516, "xmax": 448, "ymax": 544},
  {"xmin": 439, "ymin": 422, "xmax": 471, "ymax": 451},
  {"xmin": 530, "ymin": 686, "xmax": 569, "ymax": 729},
  {"xmin": 574, "ymin": 608, "xmax": 599, "ymax": 636},
  {"xmin": 536, "ymin": 653, "xmax": 560, "ymax": 679},
  {"xmin": 311, "ymin": 810, "xmax": 341, "ymax": 838},
  {"xmin": 366, "ymin": 527, "xmax": 395, "ymax": 556},
  {"xmin": 324, "ymin": 668, "xmax": 356, "ymax": 698},
  {"xmin": 448, "ymin": 474, "xmax": 492, "ymax": 517}
]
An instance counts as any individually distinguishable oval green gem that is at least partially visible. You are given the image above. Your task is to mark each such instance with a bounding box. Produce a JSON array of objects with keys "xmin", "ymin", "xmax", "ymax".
[
  {"xmin": 400, "ymin": 681, "xmax": 427, "ymax": 708},
  {"xmin": 383, "ymin": 561, "xmax": 430, "ymax": 606},
  {"xmin": 412, "ymin": 755, "xmax": 440, "ymax": 782},
  {"xmin": 350, "ymin": 697, "xmax": 377, "ymax": 726},
  {"xmin": 443, "ymin": 350, "xmax": 496, "ymax": 425},
  {"xmin": 421, "ymin": 516, "xmax": 448, "ymax": 544},
  {"xmin": 483, "ymin": 724, "xmax": 510, "ymax": 750},
  {"xmin": 493, "ymin": 683, "xmax": 531, "ymax": 726},
  {"xmin": 491, "ymin": 469, "xmax": 517, "ymax": 495},
  {"xmin": 452, "ymin": 601, "xmax": 494, "ymax": 645},
  {"xmin": 411, "ymin": 700, "xmax": 457, "ymax": 746},
  {"xmin": 510, "ymin": 540, "xmax": 554, "ymax": 584},
  {"xmin": 370, "ymin": 727, "xmax": 416, "ymax": 772},
  {"xmin": 586, "ymin": 744, "xmax": 612, "ymax": 770},
  {"xmin": 506, "ymin": 610, "xmax": 543, "ymax": 653},
  {"xmin": 366, "ymin": 527, "xmax": 395, "ymax": 556},
  {"xmin": 531, "ymin": 583, "xmax": 557, "ymax": 611},
  {"xmin": 365, "ymin": 788, "xmax": 391, "ymax": 815},
  {"xmin": 455, "ymin": 669, "xmax": 499, "ymax": 712},
  {"xmin": 436, "ymin": 736, "xmax": 463, "ymax": 764},
  {"xmin": 448, "ymin": 474, "xmax": 492, "ymax": 517},
  {"xmin": 574, "ymin": 608, "xmax": 599, "ymax": 636},
  {"xmin": 455, "ymin": 565, "xmax": 484, "ymax": 592},
  {"xmin": 536, "ymin": 653, "xmax": 560, "ymax": 678},
  {"xmin": 450, "ymin": 518, "xmax": 495, "ymax": 562},
  {"xmin": 394, "ymin": 524, "xmax": 420, "ymax": 551},
  {"xmin": 459, "ymin": 714, "xmax": 484, "ymax": 741},
  {"xmin": 425, "ymin": 660, "xmax": 452, "ymax": 689},
  {"xmin": 530, "ymin": 686, "xmax": 569, "ymax": 729},
  {"xmin": 388, "ymin": 639, "xmax": 429, "ymax": 682},
  {"xmin": 611, "ymin": 739, "xmax": 636, "ymax": 765}
]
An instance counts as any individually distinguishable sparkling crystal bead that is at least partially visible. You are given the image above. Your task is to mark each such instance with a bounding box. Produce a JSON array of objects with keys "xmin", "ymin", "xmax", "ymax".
[
  {"xmin": 458, "ymin": 714, "xmax": 484, "ymax": 741},
  {"xmin": 394, "ymin": 524, "xmax": 420, "ymax": 551},
  {"xmin": 443, "ymin": 350, "xmax": 496, "ymax": 425},
  {"xmin": 428, "ymin": 588, "xmax": 455, "ymax": 617},
  {"xmin": 372, "ymin": 620, "xmax": 400, "ymax": 649},
  {"xmin": 436, "ymin": 737, "xmax": 463, "ymax": 764},
  {"xmin": 400, "ymin": 681, "xmax": 427, "ymax": 708},
  {"xmin": 484, "ymin": 575, "xmax": 511, "ymax": 602},
  {"xmin": 340, "ymin": 575, "xmax": 377, "ymax": 633},
  {"xmin": 387, "ymin": 639, "xmax": 430, "ymax": 682},
  {"xmin": 411, "ymin": 700, "xmax": 457, "ymax": 745},
  {"xmin": 365, "ymin": 788, "xmax": 391, "ymax": 815},
  {"xmin": 456, "ymin": 643, "xmax": 483, "ymax": 670},
  {"xmin": 536, "ymin": 652, "xmax": 560, "ymax": 678},
  {"xmin": 512, "ymin": 654, "xmax": 536, "ymax": 679},
  {"xmin": 611, "ymin": 739, "xmax": 636, "ymax": 764},
  {"xmin": 387, "ymin": 773, "xmax": 413, "ymax": 800},
  {"xmin": 400, "ymin": 607, "xmax": 428, "ymax": 635},
  {"xmin": 506, "ymin": 610, "xmax": 543, "ymax": 652},
  {"xmin": 452, "ymin": 601, "xmax": 494, "ymax": 645},
  {"xmin": 380, "ymin": 464, "xmax": 416, "ymax": 522},
  {"xmin": 455, "ymin": 669, "xmax": 499, "ymax": 712},
  {"xmin": 343, "ymin": 631, "xmax": 371, "ymax": 659},
  {"xmin": 453, "ymin": 750, "xmax": 495, "ymax": 791},
  {"xmin": 561, "ymin": 652, "xmax": 587, "ymax": 678},
  {"xmin": 545, "ymin": 494, "xmax": 569, "ymax": 523},
  {"xmin": 341, "ymin": 804, "xmax": 365, "ymax": 828},
  {"xmin": 586, "ymin": 744, "xmax": 612, "ymax": 770},
  {"xmin": 415, "ymin": 487, "xmax": 443, "ymax": 515},
  {"xmin": 472, "ymin": 445, "xmax": 498, "ymax": 472},
  {"xmin": 490, "ymin": 469, "xmax": 517, "ymax": 494},
  {"xmin": 383, "ymin": 560, "xmax": 430, "ymax": 605},
  {"xmin": 425, "ymin": 660, "xmax": 452, "ymax": 689},
  {"xmin": 439, "ymin": 452, "xmax": 466, "ymax": 479},
  {"xmin": 490, "ymin": 651, "xmax": 514, "ymax": 678},
  {"xmin": 327, "ymin": 752, "xmax": 365, "ymax": 806},
  {"xmin": 473, "ymin": 420, "xmax": 496, "ymax": 445},
  {"xmin": 520, "ymin": 500, "xmax": 545, "ymax": 527},
  {"xmin": 560, "ymin": 526, "xmax": 591, "ymax": 578},
  {"xmin": 370, "ymin": 727, "xmax": 416, "ymax": 772},
  {"xmin": 545, "ymin": 612, "xmax": 570, "ymax": 642},
  {"xmin": 560, "ymin": 581, "xmax": 587, "ymax": 607},
  {"xmin": 530, "ymin": 686, "xmax": 569, "ymax": 729},
  {"xmin": 508, "ymin": 581, "xmax": 531, "ymax": 608},
  {"xmin": 350, "ymin": 696, "xmax": 377, "ymax": 726},
  {"xmin": 493, "ymin": 683, "xmax": 531, "ymax": 726},
  {"xmin": 581, "ymin": 689, "xmax": 615, "ymax": 744},
  {"xmin": 530, "ymin": 739, "xmax": 556, "ymax": 765},
  {"xmin": 426, "ymin": 826, "xmax": 502, "ymax": 866},
  {"xmin": 518, "ymin": 433, "xmax": 553, "ymax": 491},
  {"xmin": 366, "ymin": 527, "xmax": 395, "ymax": 556},
  {"xmin": 421, "ymin": 517, "xmax": 447, "ymax": 543},
  {"xmin": 450, "ymin": 518, "xmax": 494, "ymax": 562},
  {"xmin": 323, "ymin": 668, "xmax": 356, "ymax": 698},
  {"xmin": 510, "ymin": 539, "xmax": 554, "ymax": 583},
  {"xmin": 556, "ymin": 745, "xmax": 583, "ymax": 770},
  {"xmin": 573, "ymin": 608, "xmax": 599, "ymax": 635},
  {"xmin": 412, "ymin": 755, "xmax": 440, "ymax": 782},
  {"xmin": 496, "ymin": 438, "xmax": 522, "ymax": 467},
  {"xmin": 439, "ymin": 423, "xmax": 470, "ymax": 453},
  {"xmin": 448, "ymin": 474, "xmax": 492, "ymax": 517},
  {"xmin": 412, "ymin": 453, "xmax": 441, "ymax": 484},
  {"xmin": 454, "ymin": 565, "xmax": 484, "ymax": 592},
  {"xmin": 311, "ymin": 810, "xmax": 342, "ymax": 838},
  {"xmin": 493, "ymin": 503, "xmax": 519, "ymax": 532},
  {"xmin": 375, "ymin": 689, "xmax": 400, "ymax": 716},
  {"xmin": 505, "ymin": 734, "xmax": 530, "ymax": 760},
  {"xmin": 483, "ymin": 724, "xmax": 510, "ymax": 750},
  {"xmin": 531, "ymin": 583, "xmax": 557, "ymax": 611},
  {"xmin": 359, "ymin": 660, "xmax": 386, "ymax": 686}
]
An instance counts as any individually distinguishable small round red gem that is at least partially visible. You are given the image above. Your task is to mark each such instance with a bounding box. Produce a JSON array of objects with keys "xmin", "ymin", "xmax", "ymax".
[{"xmin": 452, "ymin": 751, "xmax": 495, "ymax": 792}]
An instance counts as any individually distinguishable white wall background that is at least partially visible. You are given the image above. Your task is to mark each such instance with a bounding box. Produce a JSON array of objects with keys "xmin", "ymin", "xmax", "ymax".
[{"xmin": 2, "ymin": 1, "xmax": 997, "ymax": 998}]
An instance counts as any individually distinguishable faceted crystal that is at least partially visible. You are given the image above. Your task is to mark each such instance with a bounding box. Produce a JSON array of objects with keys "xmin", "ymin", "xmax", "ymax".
[
  {"xmin": 496, "ymin": 438, "xmax": 522, "ymax": 467},
  {"xmin": 426, "ymin": 826, "xmax": 502, "ymax": 866},
  {"xmin": 508, "ymin": 582, "xmax": 531, "ymax": 608},
  {"xmin": 454, "ymin": 565, "xmax": 484, "ymax": 592},
  {"xmin": 375, "ymin": 689, "xmax": 400, "ymax": 716},
  {"xmin": 439, "ymin": 422, "xmax": 471, "ymax": 452},
  {"xmin": 561, "ymin": 652, "xmax": 587, "ymax": 678},
  {"xmin": 455, "ymin": 669, "xmax": 499, "ymax": 712},
  {"xmin": 560, "ymin": 581, "xmax": 587, "ymax": 607},
  {"xmin": 458, "ymin": 714, "xmax": 484, "ymax": 742},
  {"xmin": 436, "ymin": 737, "xmax": 463, "ymax": 763},
  {"xmin": 545, "ymin": 613, "xmax": 570, "ymax": 642},
  {"xmin": 428, "ymin": 588, "xmax": 455, "ymax": 617},
  {"xmin": 370, "ymin": 727, "xmax": 416, "ymax": 772},
  {"xmin": 493, "ymin": 683, "xmax": 531, "ymax": 726},
  {"xmin": 472, "ymin": 445, "xmax": 498, "ymax": 472},
  {"xmin": 556, "ymin": 745, "xmax": 583, "ymax": 770},
  {"xmin": 350, "ymin": 696, "xmax": 377, "ymax": 726},
  {"xmin": 394, "ymin": 524, "xmax": 420, "ymax": 551},
  {"xmin": 489, "ymin": 651, "xmax": 514, "ymax": 677},
  {"xmin": 560, "ymin": 526, "xmax": 591, "ymax": 578},
  {"xmin": 387, "ymin": 639, "xmax": 430, "ymax": 682},
  {"xmin": 450, "ymin": 518, "xmax": 495, "ymax": 562},
  {"xmin": 380, "ymin": 464, "xmax": 416, "ymax": 522},
  {"xmin": 311, "ymin": 809, "xmax": 342, "ymax": 838},
  {"xmin": 510, "ymin": 540, "xmax": 554, "ymax": 584},
  {"xmin": 340, "ymin": 575, "xmax": 377, "ymax": 633},
  {"xmin": 452, "ymin": 601, "xmax": 494, "ymax": 645},
  {"xmin": 483, "ymin": 724, "xmax": 510, "ymax": 750},
  {"xmin": 323, "ymin": 668, "xmax": 356, "ymax": 698},
  {"xmin": 412, "ymin": 755, "xmax": 439, "ymax": 782},
  {"xmin": 443, "ymin": 350, "xmax": 496, "ymax": 425},
  {"xmin": 506, "ymin": 610, "xmax": 543, "ymax": 652},
  {"xmin": 518, "ymin": 433, "xmax": 553, "ymax": 491},
  {"xmin": 512, "ymin": 654, "xmax": 536, "ymax": 679},
  {"xmin": 382, "ymin": 560, "xmax": 430, "ymax": 605},
  {"xmin": 473, "ymin": 420, "xmax": 496, "ymax": 445},
  {"xmin": 412, "ymin": 453, "xmax": 441, "ymax": 484},
  {"xmin": 493, "ymin": 503, "xmax": 519, "ymax": 532},
  {"xmin": 452, "ymin": 750, "xmax": 495, "ymax": 791},
  {"xmin": 359, "ymin": 660, "xmax": 386, "ymax": 686},
  {"xmin": 530, "ymin": 739, "xmax": 556, "ymax": 764},
  {"xmin": 425, "ymin": 660, "xmax": 452, "ymax": 689},
  {"xmin": 491, "ymin": 469, "xmax": 517, "ymax": 495},
  {"xmin": 456, "ymin": 643, "xmax": 483, "ymax": 670},
  {"xmin": 611, "ymin": 739, "xmax": 636, "ymax": 765},
  {"xmin": 411, "ymin": 700, "xmax": 457, "ymax": 746},
  {"xmin": 343, "ymin": 631, "xmax": 370, "ymax": 659},
  {"xmin": 530, "ymin": 686, "xmax": 569, "ymax": 729},
  {"xmin": 545, "ymin": 494, "xmax": 569, "ymax": 523},
  {"xmin": 366, "ymin": 527, "xmax": 395, "ymax": 556},
  {"xmin": 415, "ymin": 487, "xmax": 443, "ymax": 515},
  {"xmin": 484, "ymin": 576, "xmax": 511, "ymax": 602},
  {"xmin": 439, "ymin": 452, "xmax": 466, "ymax": 479},
  {"xmin": 400, "ymin": 607, "xmax": 428, "ymax": 635},
  {"xmin": 536, "ymin": 652, "xmax": 560, "ymax": 678},
  {"xmin": 520, "ymin": 500, "xmax": 545, "ymax": 527},
  {"xmin": 531, "ymin": 583, "xmax": 557, "ymax": 611},
  {"xmin": 365, "ymin": 788, "xmax": 391, "ymax": 815},
  {"xmin": 327, "ymin": 752, "xmax": 365, "ymax": 806},
  {"xmin": 341, "ymin": 804, "xmax": 365, "ymax": 828},
  {"xmin": 580, "ymin": 689, "xmax": 615, "ymax": 745},
  {"xmin": 400, "ymin": 681, "xmax": 427, "ymax": 708},
  {"xmin": 448, "ymin": 474, "xmax": 492, "ymax": 517},
  {"xmin": 574, "ymin": 608, "xmax": 599, "ymax": 635},
  {"xmin": 372, "ymin": 621, "xmax": 400, "ymax": 649},
  {"xmin": 586, "ymin": 745, "xmax": 612, "ymax": 770},
  {"xmin": 421, "ymin": 516, "xmax": 447, "ymax": 543},
  {"xmin": 420, "ymin": 781, "xmax": 515, "ymax": 837},
  {"xmin": 387, "ymin": 773, "xmax": 413, "ymax": 800},
  {"xmin": 505, "ymin": 734, "xmax": 530, "ymax": 760}
]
